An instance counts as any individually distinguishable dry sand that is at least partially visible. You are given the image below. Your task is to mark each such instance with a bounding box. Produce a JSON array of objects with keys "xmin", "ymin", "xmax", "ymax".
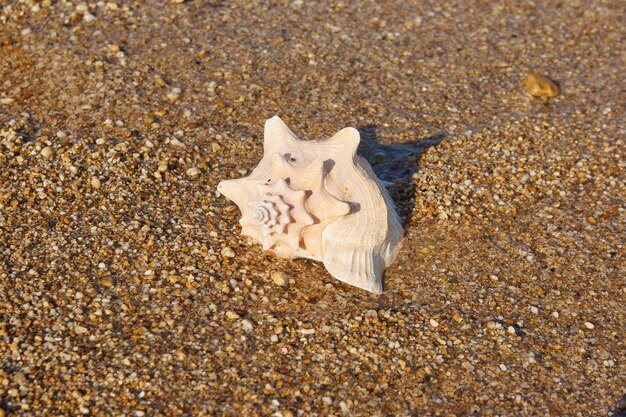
[{"xmin": 1, "ymin": 0, "xmax": 624, "ymax": 416}]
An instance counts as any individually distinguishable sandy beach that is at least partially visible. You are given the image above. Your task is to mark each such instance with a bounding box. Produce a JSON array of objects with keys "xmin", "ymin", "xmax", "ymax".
[{"xmin": 1, "ymin": 1, "xmax": 624, "ymax": 415}]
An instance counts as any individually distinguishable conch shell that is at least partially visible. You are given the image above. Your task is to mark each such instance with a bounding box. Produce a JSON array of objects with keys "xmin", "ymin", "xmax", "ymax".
[{"xmin": 218, "ymin": 116, "xmax": 403, "ymax": 294}]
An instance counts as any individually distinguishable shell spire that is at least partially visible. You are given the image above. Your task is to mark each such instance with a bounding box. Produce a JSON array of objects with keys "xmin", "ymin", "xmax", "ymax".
[{"xmin": 217, "ymin": 116, "xmax": 403, "ymax": 294}]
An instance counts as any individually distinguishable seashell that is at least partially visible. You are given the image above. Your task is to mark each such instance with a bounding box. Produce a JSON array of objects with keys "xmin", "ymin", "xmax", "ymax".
[{"xmin": 218, "ymin": 116, "xmax": 403, "ymax": 294}]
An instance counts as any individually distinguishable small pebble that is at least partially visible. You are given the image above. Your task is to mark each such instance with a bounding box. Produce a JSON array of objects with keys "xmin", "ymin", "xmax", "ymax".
[
  {"xmin": 74, "ymin": 326, "xmax": 88, "ymax": 335},
  {"xmin": 170, "ymin": 137, "xmax": 185, "ymax": 147},
  {"xmin": 271, "ymin": 271, "xmax": 287, "ymax": 286},
  {"xmin": 186, "ymin": 167, "xmax": 200, "ymax": 177},
  {"xmin": 101, "ymin": 277, "xmax": 114, "ymax": 287},
  {"xmin": 225, "ymin": 311, "xmax": 240, "ymax": 320},
  {"xmin": 583, "ymin": 321, "xmax": 595, "ymax": 330},
  {"xmin": 429, "ymin": 318, "xmax": 439, "ymax": 328},
  {"xmin": 221, "ymin": 247, "xmax": 235, "ymax": 258},
  {"xmin": 91, "ymin": 177, "xmax": 101, "ymax": 190},
  {"xmin": 499, "ymin": 364, "xmax": 508, "ymax": 372},
  {"xmin": 365, "ymin": 309, "xmax": 378, "ymax": 318},
  {"xmin": 157, "ymin": 160, "xmax": 169, "ymax": 172},
  {"xmin": 462, "ymin": 361, "xmax": 475, "ymax": 372},
  {"xmin": 241, "ymin": 320, "xmax": 254, "ymax": 331},
  {"xmin": 522, "ymin": 73, "xmax": 559, "ymax": 98},
  {"xmin": 40, "ymin": 146, "xmax": 55, "ymax": 158}
]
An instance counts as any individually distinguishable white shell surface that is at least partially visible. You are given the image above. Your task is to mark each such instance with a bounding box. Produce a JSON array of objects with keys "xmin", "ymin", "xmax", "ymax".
[{"xmin": 217, "ymin": 116, "xmax": 403, "ymax": 294}]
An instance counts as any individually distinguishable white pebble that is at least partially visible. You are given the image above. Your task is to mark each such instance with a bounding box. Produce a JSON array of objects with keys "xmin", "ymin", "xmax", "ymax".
[
  {"xmin": 221, "ymin": 247, "xmax": 235, "ymax": 258},
  {"xmin": 241, "ymin": 320, "xmax": 254, "ymax": 332},
  {"xmin": 74, "ymin": 326, "xmax": 88, "ymax": 335},
  {"xmin": 186, "ymin": 167, "xmax": 200, "ymax": 177},
  {"xmin": 365, "ymin": 309, "xmax": 378, "ymax": 318},
  {"xmin": 429, "ymin": 318, "xmax": 439, "ymax": 328},
  {"xmin": 583, "ymin": 321, "xmax": 595, "ymax": 329},
  {"xmin": 170, "ymin": 137, "xmax": 185, "ymax": 147},
  {"xmin": 499, "ymin": 364, "xmax": 508, "ymax": 371}
]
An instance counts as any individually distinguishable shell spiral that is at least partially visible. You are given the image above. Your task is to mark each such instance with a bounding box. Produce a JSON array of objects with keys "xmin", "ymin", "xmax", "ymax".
[
  {"xmin": 217, "ymin": 116, "xmax": 403, "ymax": 294},
  {"xmin": 239, "ymin": 178, "xmax": 314, "ymax": 258},
  {"xmin": 250, "ymin": 193, "xmax": 291, "ymax": 236}
]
